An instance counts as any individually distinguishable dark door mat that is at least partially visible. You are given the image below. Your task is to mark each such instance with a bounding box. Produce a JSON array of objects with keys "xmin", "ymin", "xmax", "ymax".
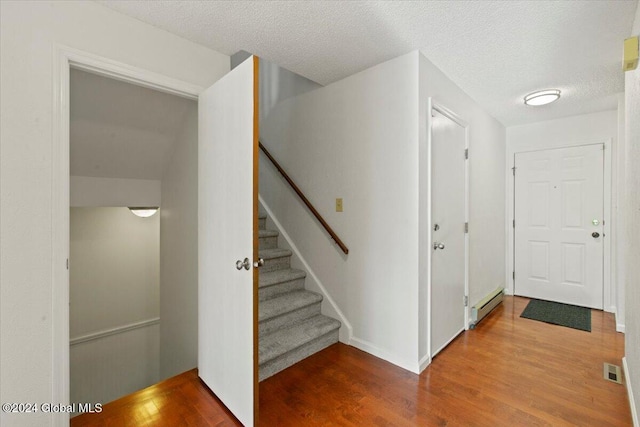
[{"xmin": 520, "ymin": 299, "xmax": 591, "ymax": 332}]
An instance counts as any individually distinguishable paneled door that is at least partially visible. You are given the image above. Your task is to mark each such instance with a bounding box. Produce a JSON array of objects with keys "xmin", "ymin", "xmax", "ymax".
[
  {"xmin": 431, "ymin": 108, "xmax": 467, "ymax": 357},
  {"xmin": 514, "ymin": 144, "xmax": 604, "ymax": 309},
  {"xmin": 198, "ymin": 56, "xmax": 259, "ymax": 426}
]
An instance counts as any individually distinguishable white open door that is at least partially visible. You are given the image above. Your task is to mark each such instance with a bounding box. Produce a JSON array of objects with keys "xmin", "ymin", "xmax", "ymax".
[
  {"xmin": 198, "ymin": 57, "xmax": 259, "ymax": 426},
  {"xmin": 514, "ymin": 144, "xmax": 604, "ymax": 309},
  {"xmin": 430, "ymin": 107, "xmax": 467, "ymax": 357}
]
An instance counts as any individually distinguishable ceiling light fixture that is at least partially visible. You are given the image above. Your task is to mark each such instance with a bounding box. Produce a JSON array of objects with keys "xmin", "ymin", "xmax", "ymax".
[
  {"xmin": 524, "ymin": 89, "xmax": 561, "ymax": 106},
  {"xmin": 128, "ymin": 207, "xmax": 159, "ymax": 218}
]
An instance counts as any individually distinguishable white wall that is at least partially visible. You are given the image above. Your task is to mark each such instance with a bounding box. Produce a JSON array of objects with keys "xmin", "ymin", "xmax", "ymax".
[
  {"xmin": 71, "ymin": 176, "xmax": 161, "ymax": 207},
  {"xmin": 70, "ymin": 208, "xmax": 159, "ymax": 337},
  {"xmin": 0, "ymin": 2, "xmax": 229, "ymax": 425},
  {"xmin": 624, "ymin": 6, "xmax": 640, "ymax": 422},
  {"xmin": 259, "ymin": 57, "xmax": 322, "ymax": 123},
  {"xmin": 260, "ymin": 52, "xmax": 421, "ymax": 372},
  {"xmin": 616, "ymin": 95, "xmax": 627, "ymax": 333},
  {"xmin": 70, "ymin": 322, "xmax": 159, "ymax": 414},
  {"xmin": 70, "ymin": 207, "xmax": 159, "ymax": 409},
  {"xmin": 505, "ymin": 110, "xmax": 619, "ymax": 318},
  {"xmin": 418, "ymin": 52, "xmax": 506, "ymax": 363},
  {"xmin": 160, "ymin": 101, "xmax": 199, "ymax": 379}
]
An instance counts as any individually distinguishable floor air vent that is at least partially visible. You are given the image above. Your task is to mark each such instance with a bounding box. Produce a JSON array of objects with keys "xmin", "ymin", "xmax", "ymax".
[{"xmin": 603, "ymin": 363, "xmax": 622, "ymax": 384}]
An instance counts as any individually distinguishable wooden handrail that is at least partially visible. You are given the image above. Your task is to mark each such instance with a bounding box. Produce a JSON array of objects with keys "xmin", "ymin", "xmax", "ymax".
[{"xmin": 259, "ymin": 142, "xmax": 349, "ymax": 255}]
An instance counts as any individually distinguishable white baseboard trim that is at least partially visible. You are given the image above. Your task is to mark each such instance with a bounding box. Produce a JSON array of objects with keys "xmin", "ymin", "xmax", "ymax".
[
  {"xmin": 259, "ymin": 196, "xmax": 353, "ymax": 344},
  {"xmin": 70, "ymin": 317, "xmax": 160, "ymax": 346},
  {"xmin": 623, "ymin": 357, "xmax": 639, "ymax": 427},
  {"xmin": 350, "ymin": 336, "xmax": 420, "ymax": 374},
  {"xmin": 418, "ymin": 353, "xmax": 431, "ymax": 373},
  {"xmin": 615, "ymin": 309, "xmax": 626, "ymax": 333}
]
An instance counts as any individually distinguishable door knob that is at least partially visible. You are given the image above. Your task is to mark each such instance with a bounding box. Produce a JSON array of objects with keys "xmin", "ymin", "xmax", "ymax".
[
  {"xmin": 236, "ymin": 258, "xmax": 250, "ymax": 270},
  {"xmin": 253, "ymin": 258, "xmax": 264, "ymax": 268},
  {"xmin": 592, "ymin": 232, "xmax": 600, "ymax": 238},
  {"xmin": 433, "ymin": 242, "xmax": 445, "ymax": 250}
]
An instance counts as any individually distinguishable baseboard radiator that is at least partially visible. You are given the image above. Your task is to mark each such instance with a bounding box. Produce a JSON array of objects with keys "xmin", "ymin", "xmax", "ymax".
[{"xmin": 470, "ymin": 287, "xmax": 504, "ymax": 329}]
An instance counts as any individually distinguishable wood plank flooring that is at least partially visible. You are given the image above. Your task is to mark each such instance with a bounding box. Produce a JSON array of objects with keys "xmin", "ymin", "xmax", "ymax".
[{"xmin": 71, "ymin": 296, "xmax": 631, "ymax": 426}]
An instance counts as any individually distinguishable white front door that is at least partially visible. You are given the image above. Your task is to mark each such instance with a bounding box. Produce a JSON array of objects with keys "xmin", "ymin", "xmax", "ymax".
[
  {"xmin": 514, "ymin": 144, "xmax": 604, "ymax": 309},
  {"xmin": 431, "ymin": 108, "xmax": 467, "ymax": 357},
  {"xmin": 198, "ymin": 57, "xmax": 258, "ymax": 426}
]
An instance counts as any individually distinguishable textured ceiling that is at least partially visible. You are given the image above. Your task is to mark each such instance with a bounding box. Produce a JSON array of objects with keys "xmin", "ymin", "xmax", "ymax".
[
  {"xmin": 70, "ymin": 68, "xmax": 194, "ymax": 180},
  {"xmin": 98, "ymin": 0, "xmax": 638, "ymax": 126}
]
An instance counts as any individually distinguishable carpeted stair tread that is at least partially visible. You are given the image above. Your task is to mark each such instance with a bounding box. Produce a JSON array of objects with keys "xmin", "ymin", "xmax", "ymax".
[
  {"xmin": 259, "ymin": 229, "xmax": 279, "ymax": 238},
  {"xmin": 259, "ymin": 268, "xmax": 306, "ymax": 288},
  {"xmin": 259, "ymin": 315, "xmax": 341, "ymax": 365},
  {"xmin": 259, "ymin": 290, "xmax": 322, "ymax": 322},
  {"xmin": 259, "ymin": 248, "xmax": 292, "ymax": 260}
]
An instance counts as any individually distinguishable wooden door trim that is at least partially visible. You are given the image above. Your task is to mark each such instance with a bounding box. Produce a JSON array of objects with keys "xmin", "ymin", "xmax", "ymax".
[{"xmin": 252, "ymin": 55, "xmax": 260, "ymax": 425}]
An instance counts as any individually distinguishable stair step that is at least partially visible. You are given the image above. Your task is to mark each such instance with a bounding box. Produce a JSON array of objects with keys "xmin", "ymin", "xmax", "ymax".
[
  {"xmin": 259, "ymin": 315, "xmax": 341, "ymax": 381},
  {"xmin": 258, "ymin": 212, "xmax": 267, "ymax": 230},
  {"xmin": 259, "ymin": 290, "xmax": 322, "ymax": 335},
  {"xmin": 259, "ymin": 269, "xmax": 306, "ymax": 301},
  {"xmin": 259, "ymin": 229, "xmax": 279, "ymax": 249},
  {"xmin": 258, "ymin": 248, "xmax": 291, "ymax": 273}
]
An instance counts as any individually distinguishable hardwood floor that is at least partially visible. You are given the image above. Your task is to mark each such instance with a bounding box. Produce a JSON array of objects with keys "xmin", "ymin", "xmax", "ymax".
[{"xmin": 71, "ymin": 296, "xmax": 631, "ymax": 426}]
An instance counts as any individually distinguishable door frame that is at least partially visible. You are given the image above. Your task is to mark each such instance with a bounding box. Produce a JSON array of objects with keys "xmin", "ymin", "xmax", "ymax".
[
  {"xmin": 52, "ymin": 45, "xmax": 204, "ymax": 426},
  {"xmin": 427, "ymin": 99, "xmax": 470, "ymax": 360},
  {"xmin": 507, "ymin": 140, "xmax": 612, "ymax": 313}
]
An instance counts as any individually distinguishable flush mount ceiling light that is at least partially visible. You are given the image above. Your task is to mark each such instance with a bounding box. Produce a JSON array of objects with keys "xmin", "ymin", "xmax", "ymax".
[
  {"xmin": 128, "ymin": 207, "xmax": 159, "ymax": 218},
  {"xmin": 524, "ymin": 89, "xmax": 561, "ymax": 106}
]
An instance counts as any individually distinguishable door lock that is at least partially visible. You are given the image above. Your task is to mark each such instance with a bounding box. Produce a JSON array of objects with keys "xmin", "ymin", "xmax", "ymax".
[
  {"xmin": 433, "ymin": 242, "xmax": 445, "ymax": 250},
  {"xmin": 592, "ymin": 232, "xmax": 600, "ymax": 238},
  {"xmin": 253, "ymin": 258, "xmax": 264, "ymax": 268}
]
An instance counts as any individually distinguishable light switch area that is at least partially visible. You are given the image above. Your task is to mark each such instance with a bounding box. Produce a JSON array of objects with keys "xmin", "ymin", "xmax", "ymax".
[{"xmin": 336, "ymin": 198, "xmax": 343, "ymax": 212}]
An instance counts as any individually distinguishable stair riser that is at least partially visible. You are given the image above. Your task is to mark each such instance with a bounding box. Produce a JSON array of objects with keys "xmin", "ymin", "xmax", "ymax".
[
  {"xmin": 259, "ymin": 331, "xmax": 339, "ymax": 381},
  {"xmin": 260, "ymin": 255, "xmax": 291, "ymax": 273},
  {"xmin": 259, "ymin": 235, "xmax": 278, "ymax": 250},
  {"xmin": 259, "ymin": 277, "xmax": 305, "ymax": 301},
  {"xmin": 258, "ymin": 217, "xmax": 266, "ymax": 230},
  {"xmin": 259, "ymin": 303, "xmax": 322, "ymax": 336}
]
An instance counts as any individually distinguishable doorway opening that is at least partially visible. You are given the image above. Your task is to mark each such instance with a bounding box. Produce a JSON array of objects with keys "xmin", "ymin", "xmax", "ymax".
[
  {"xmin": 68, "ymin": 67, "xmax": 199, "ymax": 410},
  {"xmin": 53, "ymin": 47, "xmax": 203, "ymax": 423}
]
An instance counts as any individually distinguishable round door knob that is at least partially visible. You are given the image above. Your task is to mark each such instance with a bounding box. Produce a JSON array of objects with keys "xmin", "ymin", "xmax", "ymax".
[
  {"xmin": 592, "ymin": 232, "xmax": 600, "ymax": 238},
  {"xmin": 236, "ymin": 258, "xmax": 250, "ymax": 270}
]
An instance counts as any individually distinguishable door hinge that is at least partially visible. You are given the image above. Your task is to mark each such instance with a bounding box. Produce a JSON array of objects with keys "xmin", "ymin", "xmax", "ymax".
[
  {"xmin": 464, "ymin": 222, "xmax": 469, "ymax": 233},
  {"xmin": 464, "ymin": 296, "xmax": 469, "ymax": 307},
  {"xmin": 513, "ymin": 271, "xmax": 515, "ymax": 280},
  {"xmin": 66, "ymin": 258, "xmax": 69, "ymax": 270},
  {"xmin": 513, "ymin": 219, "xmax": 515, "ymax": 228},
  {"xmin": 512, "ymin": 166, "xmax": 516, "ymax": 176},
  {"xmin": 464, "ymin": 148, "xmax": 469, "ymax": 160}
]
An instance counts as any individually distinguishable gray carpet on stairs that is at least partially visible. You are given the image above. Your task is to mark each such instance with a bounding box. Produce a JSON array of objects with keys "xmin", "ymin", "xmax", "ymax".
[{"xmin": 257, "ymin": 212, "xmax": 341, "ymax": 381}]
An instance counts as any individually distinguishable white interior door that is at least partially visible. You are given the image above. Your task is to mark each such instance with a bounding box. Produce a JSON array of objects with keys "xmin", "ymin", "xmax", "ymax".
[
  {"xmin": 431, "ymin": 108, "xmax": 467, "ymax": 357},
  {"xmin": 514, "ymin": 144, "xmax": 604, "ymax": 309},
  {"xmin": 198, "ymin": 57, "xmax": 258, "ymax": 426}
]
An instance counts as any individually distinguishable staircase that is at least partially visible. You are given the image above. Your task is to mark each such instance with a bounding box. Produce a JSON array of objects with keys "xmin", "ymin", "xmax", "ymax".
[{"xmin": 258, "ymin": 212, "xmax": 341, "ymax": 381}]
